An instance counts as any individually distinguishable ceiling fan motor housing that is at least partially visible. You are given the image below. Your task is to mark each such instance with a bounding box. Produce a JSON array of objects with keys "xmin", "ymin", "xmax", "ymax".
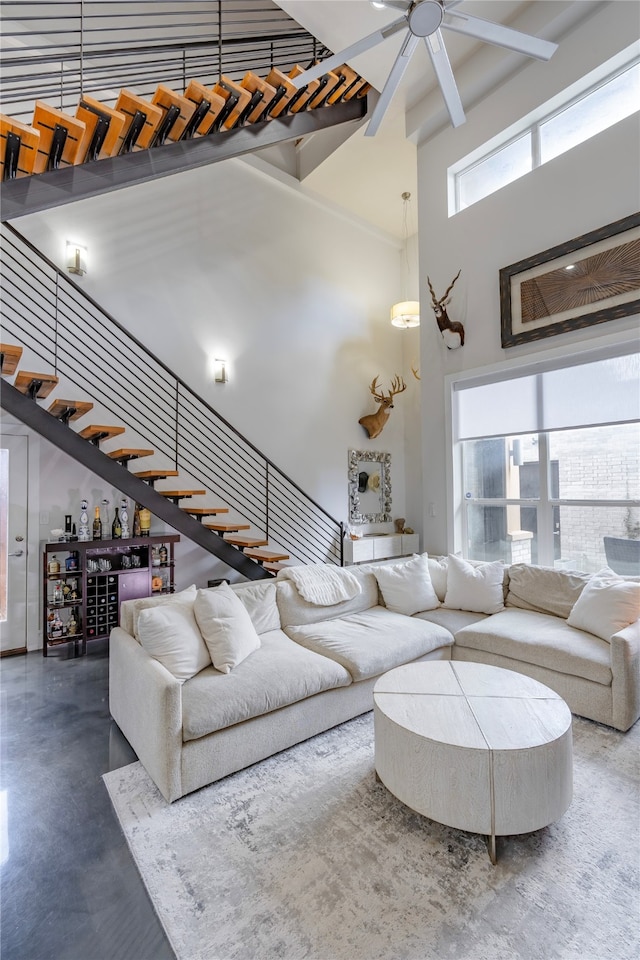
[{"xmin": 408, "ymin": 0, "xmax": 444, "ymax": 37}]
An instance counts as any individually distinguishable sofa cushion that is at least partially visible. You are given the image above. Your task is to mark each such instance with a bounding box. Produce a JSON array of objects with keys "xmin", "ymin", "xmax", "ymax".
[
  {"xmin": 413, "ymin": 607, "xmax": 488, "ymax": 635},
  {"xmin": 455, "ymin": 608, "xmax": 612, "ymax": 686},
  {"xmin": 373, "ymin": 553, "xmax": 440, "ymax": 615},
  {"xmin": 567, "ymin": 575, "xmax": 640, "ymax": 641},
  {"xmin": 137, "ymin": 603, "xmax": 211, "ymax": 682},
  {"xmin": 506, "ymin": 564, "xmax": 590, "ymax": 619},
  {"xmin": 444, "ymin": 555, "xmax": 505, "ymax": 615},
  {"xmin": 194, "ymin": 584, "xmax": 261, "ymax": 673},
  {"xmin": 277, "ymin": 568, "xmax": 379, "ymax": 628},
  {"xmin": 427, "ymin": 555, "xmax": 449, "ymax": 602},
  {"xmin": 181, "ymin": 629, "xmax": 351, "ymax": 741},
  {"xmin": 284, "ymin": 606, "xmax": 453, "ymax": 682},
  {"xmin": 231, "ymin": 580, "xmax": 280, "ymax": 634}
]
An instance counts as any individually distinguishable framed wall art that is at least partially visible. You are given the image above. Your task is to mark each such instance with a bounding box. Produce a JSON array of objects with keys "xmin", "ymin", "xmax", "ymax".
[{"xmin": 500, "ymin": 212, "xmax": 640, "ymax": 348}]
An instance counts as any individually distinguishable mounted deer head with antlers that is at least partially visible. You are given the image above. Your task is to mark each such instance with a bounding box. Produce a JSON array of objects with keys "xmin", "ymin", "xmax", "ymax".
[
  {"xmin": 358, "ymin": 375, "xmax": 407, "ymax": 439},
  {"xmin": 428, "ymin": 269, "xmax": 465, "ymax": 349}
]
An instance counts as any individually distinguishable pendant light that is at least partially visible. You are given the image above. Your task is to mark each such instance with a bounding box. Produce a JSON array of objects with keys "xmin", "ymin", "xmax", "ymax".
[{"xmin": 390, "ymin": 191, "xmax": 419, "ymax": 328}]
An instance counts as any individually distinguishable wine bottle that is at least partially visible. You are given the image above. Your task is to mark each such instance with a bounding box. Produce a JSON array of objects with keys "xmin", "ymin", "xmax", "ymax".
[
  {"xmin": 133, "ymin": 503, "xmax": 142, "ymax": 537},
  {"xmin": 139, "ymin": 506, "xmax": 151, "ymax": 537},
  {"xmin": 159, "ymin": 543, "xmax": 168, "ymax": 565},
  {"xmin": 92, "ymin": 505, "xmax": 102, "ymax": 540},
  {"xmin": 112, "ymin": 507, "xmax": 122, "ymax": 539},
  {"xmin": 78, "ymin": 499, "xmax": 90, "ymax": 541},
  {"xmin": 120, "ymin": 499, "xmax": 130, "ymax": 539}
]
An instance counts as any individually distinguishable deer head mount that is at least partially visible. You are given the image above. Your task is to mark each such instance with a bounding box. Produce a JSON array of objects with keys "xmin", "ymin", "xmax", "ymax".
[
  {"xmin": 358, "ymin": 375, "xmax": 407, "ymax": 439},
  {"xmin": 428, "ymin": 269, "xmax": 464, "ymax": 349}
]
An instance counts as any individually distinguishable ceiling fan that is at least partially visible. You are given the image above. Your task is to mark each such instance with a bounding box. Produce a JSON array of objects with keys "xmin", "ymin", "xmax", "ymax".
[{"xmin": 291, "ymin": 0, "xmax": 558, "ymax": 135}]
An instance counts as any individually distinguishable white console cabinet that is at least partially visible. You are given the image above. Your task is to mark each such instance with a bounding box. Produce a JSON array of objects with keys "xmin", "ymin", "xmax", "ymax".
[{"xmin": 343, "ymin": 533, "xmax": 419, "ymax": 565}]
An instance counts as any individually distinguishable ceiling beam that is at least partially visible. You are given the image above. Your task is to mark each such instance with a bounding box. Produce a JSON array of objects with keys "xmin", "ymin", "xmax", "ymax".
[{"xmin": 0, "ymin": 98, "xmax": 367, "ymax": 222}]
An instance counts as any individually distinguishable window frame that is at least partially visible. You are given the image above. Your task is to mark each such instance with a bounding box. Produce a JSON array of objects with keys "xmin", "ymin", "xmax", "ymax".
[{"xmin": 449, "ymin": 48, "xmax": 640, "ymax": 216}]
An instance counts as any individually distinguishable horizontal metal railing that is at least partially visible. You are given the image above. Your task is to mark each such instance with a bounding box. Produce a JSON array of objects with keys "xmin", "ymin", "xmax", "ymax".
[
  {"xmin": 0, "ymin": 222, "xmax": 344, "ymax": 566},
  {"xmin": 0, "ymin": 0, "xmax": 330, "ymax": 124}
]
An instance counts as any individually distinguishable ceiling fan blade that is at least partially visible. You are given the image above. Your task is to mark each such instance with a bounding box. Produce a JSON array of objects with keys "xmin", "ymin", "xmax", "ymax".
[
  {"xmin": 423, "ymin": 31, "xmax": 465, "ymax": 127},
  {"xmin": 289, "ymin": 16, "xmax": 408, "ymax": 89},
  {"xmin": 443, "ymin": 11, "xmax": 558, "ymax": 61},
  {"xmin": 365, "ymin": 31, "xmax": 419, "ymax": 137}
]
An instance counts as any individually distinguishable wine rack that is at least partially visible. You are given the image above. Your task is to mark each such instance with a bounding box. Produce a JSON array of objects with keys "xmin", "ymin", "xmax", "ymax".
[{"xmin": 42, "ymin": 534, "xmax": 180, "ymax": 657}]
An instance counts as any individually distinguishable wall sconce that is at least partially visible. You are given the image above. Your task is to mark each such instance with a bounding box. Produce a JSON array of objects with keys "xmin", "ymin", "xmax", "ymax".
[
  {"xmin": 66, "ymin": 241, "xmax": 87, "ymax": 276},
  {"xmin": 390, "ymin": 192, "xmax": 420, "ymax": 328},
  {"xmin": 214, "ymin": 358, "xmax": 228, "ymax": 383}
]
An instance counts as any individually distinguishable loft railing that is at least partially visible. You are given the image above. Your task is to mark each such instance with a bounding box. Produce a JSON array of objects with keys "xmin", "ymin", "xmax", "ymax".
[
  {"xmin": 0, "ymin": 0, "xmax": 330, "ymax": 124},
  {"xmin": 0, "ymin": 222, "xmax": 344, "ymax": 566}
]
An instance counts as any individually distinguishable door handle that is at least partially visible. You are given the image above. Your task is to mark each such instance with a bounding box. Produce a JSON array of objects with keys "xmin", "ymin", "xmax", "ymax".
[{"xmin": 9, "ymin": 549, "xmax": 24, "ymax": 557}]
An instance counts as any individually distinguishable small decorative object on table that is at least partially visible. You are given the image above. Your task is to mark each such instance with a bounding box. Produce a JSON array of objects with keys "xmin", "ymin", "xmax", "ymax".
[{"xmin": 394, "ymin": 517, "xmax": 406, "ymax": 534}]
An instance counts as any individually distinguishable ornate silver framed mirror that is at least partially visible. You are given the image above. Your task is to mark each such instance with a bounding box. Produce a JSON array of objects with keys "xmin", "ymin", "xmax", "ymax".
[{"xmin": 348, "ymin": 449, "xmax": 392, "ymax": 524}]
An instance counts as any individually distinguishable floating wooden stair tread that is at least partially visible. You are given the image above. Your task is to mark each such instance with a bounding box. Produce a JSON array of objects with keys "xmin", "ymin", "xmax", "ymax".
[
  {"xmin": 14, "ymin": 369, "xmax": 59, "ymax": 399},
  {"xmin": 159, "ymin": 489, "xmax": 206, "ymax": 502},
  {"xmin": 0, "ymin": 343, "xmax": 23, "ymax": 375},
  {"xmin": 75, "ymin": 96, "xmax": 126, "ymax": 163},
  {"xmin": 225, "ymin": 535, "xmax": 268, "ymax": 549},
  {"xmin": 204, "ymin": 522, "xmax": 251, "ymax": 534},
  {"xmin": 183, "ymin": 80, "xmax": 227, "ymax": 137},
  {"xmin": 48, "ymin": 398, "xmax": 93, "ymax": 423},
  {"xmin": 263, "ymin": 562, "xmax": 288, "ymax": 573},
  {"xmin": 133, "ymin": 469, "xmax": 180, "ymax": 486},
  {"xmin": 245, "ymin": 548, "xmax": 290, "ymax": 563},
  {"xmin": 151, "ymin": 85, "xmax": 197, "ymax": 145},
  {"xmin": 78, "ymin": 424, "xmax": 126, "ymax": 444},
  {"xmin": 113, "ymin": 90, "xmax": 163, "ymax": 154},
  {"xmin": 0, "ymin": 115, "xmax": 40, "ymax": 180},
  {"xmin": 108, "ymin": 448, "xmax": 154, "ymax": 464},
  {"xmin": 32, "ymin": 101, "xmax": 85, "ymax": 174},
  {"xmin": 182, "ymin": 507, "xmax": 229, "ymax": 519}
]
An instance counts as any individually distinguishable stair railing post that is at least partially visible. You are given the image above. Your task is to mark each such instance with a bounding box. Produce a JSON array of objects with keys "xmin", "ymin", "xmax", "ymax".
[
  {"xmin": 217, "ymin": 0, "xmax": 223, "ymax": 82},
  {"xmin": 174, "ymin": 380, "xmax": 180, "ymax": 470},
  {"xmin": 53, "ymin": 273, "xmax": 59, "ymax": 376},
  {"xmin": 265, "ymin": 461, "xmax": 270, "ymax": 541},
  {"xmin": 79, "ymin": 0, "xmax": 85, "ymax": 101}
]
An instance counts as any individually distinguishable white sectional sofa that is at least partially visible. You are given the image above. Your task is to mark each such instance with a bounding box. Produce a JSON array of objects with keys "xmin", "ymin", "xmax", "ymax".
[{"xmin": 109, "ymin": 556, "xmax": 640, "ymax": 802}]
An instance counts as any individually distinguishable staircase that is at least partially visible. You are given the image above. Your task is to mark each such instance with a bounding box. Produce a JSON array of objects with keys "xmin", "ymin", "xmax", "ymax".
[
  {"xmin": 0, "ymin": 223, "xmax": 345, "ymax": 578},
  {"xmin": 0, "ymin": 3, "xmax": 369, "ymax": 220}
]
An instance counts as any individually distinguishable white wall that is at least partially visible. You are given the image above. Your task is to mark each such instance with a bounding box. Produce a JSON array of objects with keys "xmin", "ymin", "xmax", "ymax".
[
  {"xmin": 9, "ymin": 154, "xmax": 424, "ymax": 619},
  {"xmin": 416, "ymin": 1, "xmax": 640, "ymax": 554}
]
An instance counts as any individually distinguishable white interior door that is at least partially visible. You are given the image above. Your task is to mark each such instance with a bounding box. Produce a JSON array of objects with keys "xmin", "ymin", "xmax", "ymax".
[{"xmin": 0, "ymin": 435, "xmax": 29, "ymax": 654}]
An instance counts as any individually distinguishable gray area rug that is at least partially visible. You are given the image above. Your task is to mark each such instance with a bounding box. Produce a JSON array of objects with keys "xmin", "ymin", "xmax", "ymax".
[{"xmin": 104, "ymin": 713, "xmax": 639, "ymax": 960}]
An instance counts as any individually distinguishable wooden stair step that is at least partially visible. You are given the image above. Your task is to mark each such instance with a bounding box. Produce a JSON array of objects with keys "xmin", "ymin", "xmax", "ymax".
[
  {"xmin": 212, "ymin": 77, "xmax": 252, "ymax": 130},
  {"xmin": 182, "ymin": 80, "xmax": 226, "ymax": 137},
  {"xmin": 113, "ymin": 90, "xmax": 163, "ymax": 154},
  {"xmin": 14, "ymin": 369, "xmax": 59, "ymax": 399},
  {"xmin": 133, "ymin": 469, "xmax": 180, "ymax": 487},
  {"xmin": 225, "ymin": 535, "xmax": 268, "ymax": 550},
  {"xmin": 47, "ymin": 398, "xmax": 93, "ymax": 424},
  {"xmin": 32, "ymin": 101, "xmax": 86, "ymax": 174},
  {"xmin": 151, "ymin": 85, "xmax": 197, "ymax": 144},
  {"xmin": 78, "ymin": 424, "xmax": 126, "ymax": 445},
  {"xmin": 158, "ymin": 489, "xmax": 206, "ymax": 504},
  {"xmin": 0, "ymin": 343, "xmax": 23, "ymax": 376},
  {"xmin": 0, "ymin": 114, "xmax": 40, "ymax": 180},
  {"xmin": 75, "ymin": 96, "xmax": 126, "ymax": 163},
  {"xmin": 204, "ymin": 522, "xmax": 251, "ymax": 534},
  {"xmin": 182, "ymin": 507, "xmax": 229, "ymax": 520},
  {"xmin": 107, "ymin": 447, "xmax": 154, "ymax": 465},
  {"xmin": 245, "ymin": 548, "xmax": 290, "ymax": 564},
  {"xmin": 263, "ymin": 562, "xmax": 288, "ymax": 573}
]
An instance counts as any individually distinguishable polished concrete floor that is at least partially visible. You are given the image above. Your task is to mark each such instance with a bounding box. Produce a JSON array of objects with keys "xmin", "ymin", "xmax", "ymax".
[{"xmin": 0, "ymin": 641, "xmax": 175, "ymax": 960}]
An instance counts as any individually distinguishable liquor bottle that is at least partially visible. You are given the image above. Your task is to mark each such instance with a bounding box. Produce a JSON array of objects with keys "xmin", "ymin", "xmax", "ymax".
[
  {"xmin": 139, "ymin": 506, "xmax": 151, "ymax": 537},
  {"xmin": 133, "ymin": 503, "xmax": 142, "ymax": 537},
  {"xmin": 112, "ymin": 507, "xmax": 122, "ymax": 539},
  {"xmin": 64, "ymin": 514, "xmax": 73, "ymax": 540},
  {"xmin": 48, "ymin": 554, "xmax": 60, "ymax": 575},
  {"xmin": 68, "ymin": 607, "xmax": 78, "ymax": 636},
  {"xmin": 120, "ymin": 499, "xmax": 130, "ymax": 539},
  {"xmin": 78, "ymin": 499, "xmax": 90, "ymax": 541},
  {"xmin": 92, "ymin": 506, "xmax": 102, "ymax": 540},
  {"xmin": 53, "ymin": 580, "xmax": 64, "ymax": 604},
  {"xmin": 159, "ymin": 543, "xmax": 168, "ymax": 566}
]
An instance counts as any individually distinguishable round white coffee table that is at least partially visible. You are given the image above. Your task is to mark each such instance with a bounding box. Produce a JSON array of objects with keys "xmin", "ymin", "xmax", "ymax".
[{"xmin": 373, "ymin": 661, "xmax": 573, "ymax": 863}]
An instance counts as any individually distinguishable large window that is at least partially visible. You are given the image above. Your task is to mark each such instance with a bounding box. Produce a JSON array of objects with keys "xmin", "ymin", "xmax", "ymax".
[
  {"xmin": 454, "ymin": 351, "xmax": 640, "ymax": 572},
  {"xmin": 450, "ymin": 49, "xmax": 639, "ymax": 214}
]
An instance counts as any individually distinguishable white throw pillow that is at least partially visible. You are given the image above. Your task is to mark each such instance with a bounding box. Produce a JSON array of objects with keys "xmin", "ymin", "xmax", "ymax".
[
  {"xmin": 194, "ymin": 583, "xmax": 261, "ymax": 673},
  {"xmin": 137, "ymin": 603, "xmax": 211, "ymax": 682},
  {"xmin": 567, "ymin": 576, "xmax": 640, "ymax": 641},
  {"xmin": 427, "ymin": 555, "xmax": 448, "ymax": 602},
  {"xmin": 130, "ymin": 584, "xmax": 197, "ymax": 640},
  {"xmin": 373, "ymin": 553, "xmax": 440, "ymax": 616},
  {"xmin": 444, "ymin": 554, "xmax": 505, "ymax": 615}
]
